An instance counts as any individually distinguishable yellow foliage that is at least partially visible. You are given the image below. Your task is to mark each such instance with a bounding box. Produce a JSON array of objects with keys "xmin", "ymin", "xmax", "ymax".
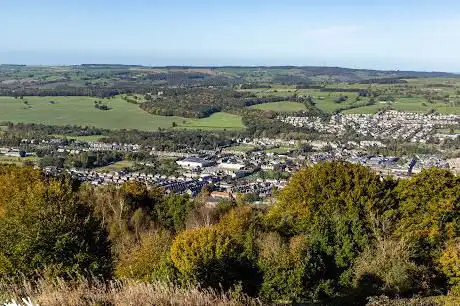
[
  {"xmin": 115, "ymin": 231, "xmax": 173, "ymax": 282},
  {"xmin": 217, "ymin": 206, "xmax": 253, "ymax": 242},
  {"xmin": 170, "ymin": 226, "xmax": 236, "ymax": 277},
  {"xmin": 439, "ymin": 239, "xmax": 460, "ymax": 296}
]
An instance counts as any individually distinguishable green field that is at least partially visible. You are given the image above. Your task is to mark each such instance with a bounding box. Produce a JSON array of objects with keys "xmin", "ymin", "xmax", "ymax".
[
  {"xmin": 0, "ymin": 96, "xmax": 245, "ymax": 131},
  {"xmin": 223, "ymin": 144, "xmax": 257, "ymax": 152},
  {"xmin": 95, "ymin": 160, "xmax": 135, "ymax": 172},
  {"xmin": 343, "ymin": 97, "xmax": 460, "ymax": 114},
  {"xmin": 342, "ymin": 104, "xmax": 382, "ymax": 114},
  {"xmin": 50, "ymin": 134, "xmax": 107, "ymax": 142},
  {"xmin": 178, "ymin": 112, "xmax": 245, "ymax": 130},
  {"xmin": 249, "ymin": 101, "xmax": 306, "ymax": 112},
  {"xmin": 264, "ymin": 147, "xmax": 293, "ymax": 153}
]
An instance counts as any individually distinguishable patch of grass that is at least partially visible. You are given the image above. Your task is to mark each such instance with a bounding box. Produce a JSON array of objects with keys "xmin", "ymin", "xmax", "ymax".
[
  {"xmin": 177, "ymin": 112, "xmax": 245, "ymax": 130},
  {"xmin": 223, "ymin": 144, "xmax": 257, "ymax": 152},
  {"xmin": 342, "ymin": 104, "xmax": 382, "ymax": 114},
  {"xmin": 95, "ymin": 160, "xmax": 135, "ymax": 172},
  {"xmin": 437, "ymin": 128, "xmax": 460, "ymax": 134},
  {"xmin": 343, "ymin": 98, "xmax": 431, "ymax": 114},
  {"xmin": 49, "ymin": 134, "xmax": 106, "ymax": 142},
  {"xmin": 434, "ymin": 104, "xmax": 460, "ymax": 115},
  {"xmin": 0, "ymin": 277, "xmax": 259, "ymax": 306},
  {"xmin": 249, "ymin": 101, "xmax": 306, "ymax": 112},
  {"xmin": 0, "ymin": 96, "xmax": 186, "ymax": 131},
  {"xmin": 264, "ymin": 147, "xmax": 293, "ymax": 153}
]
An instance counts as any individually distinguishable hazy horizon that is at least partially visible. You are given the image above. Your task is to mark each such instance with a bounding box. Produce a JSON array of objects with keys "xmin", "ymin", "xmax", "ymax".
[{"xmin": 3, "ymin": 0, "xmax": 460, "ymax": 72}]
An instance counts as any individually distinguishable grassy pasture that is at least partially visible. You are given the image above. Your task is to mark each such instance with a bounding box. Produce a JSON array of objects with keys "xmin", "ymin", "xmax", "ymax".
[
  {"xmin": 0, "ymin": 96, "xmax": 245, "ymax": 131},
  {"xmin": 0, "ymin": 96, "xmax": 183, "ymax": 131},
  {"xmin": 344, "ymin": 97, "xmax": 460, "ymax": 114},
  {"xmin": 249, "ymin": 101, "xmax": 306, "ymax": 112},
  {"xmin": 177, "ymin": 112, "xmax": 245, "ymax": 130},
  {"xmin": 94, "ymin": 160, "xmax": 135, "ymax": 172},
  {"xmin": 223, "ymin": 144, "xmax": 257, "ymax": 153},
  {"xmin": 264, "ymin": 147, "xmax": 293, "ymax": 153}
]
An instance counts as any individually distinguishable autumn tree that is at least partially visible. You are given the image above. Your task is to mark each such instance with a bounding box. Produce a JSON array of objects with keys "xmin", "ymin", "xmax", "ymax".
[
  {"xmin": 439, "ymin": 238, "xmax": 460, "ymax": 296},
  {"xmin": 0, "ymin": 166, "xmax": 112, "ymax": 279},
  {"xmin": 394, "ymin": 168, "xmax": 460, "ymax": 263},
  {"xmin": 265, "ymin": 162, "xmax": 397, "ymax": 289},
  {"xmin": 115, "ymin": 230, "xmax": 176, "ymax": 282},
  {"xmin": 170, "ymin": 226, "xmax": 253, "ymax": 291}
]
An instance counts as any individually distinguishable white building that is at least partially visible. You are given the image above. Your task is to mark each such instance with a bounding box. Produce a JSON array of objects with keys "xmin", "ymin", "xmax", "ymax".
[{"xmin": 176, "ymin": 157, "xmax": 214, "ymax": 169}]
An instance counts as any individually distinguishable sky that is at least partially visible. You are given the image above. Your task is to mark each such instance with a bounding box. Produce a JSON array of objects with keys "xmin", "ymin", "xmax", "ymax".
[{"xmin": 2, "ymin": 0, "xmax": 460, "ymax": 71}]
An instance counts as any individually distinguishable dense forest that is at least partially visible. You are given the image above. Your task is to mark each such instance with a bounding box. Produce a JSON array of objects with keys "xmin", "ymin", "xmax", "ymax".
[{"xmin": 0, "ymin": 162, "xmax": 458, "ymax": 305}]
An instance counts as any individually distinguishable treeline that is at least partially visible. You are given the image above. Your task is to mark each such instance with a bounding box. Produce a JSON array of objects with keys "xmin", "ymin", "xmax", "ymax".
[
  {"xmin": 0, "ymin": 85, "xmax": 124, "ymax": 98},
  {"xmin": 240, "ymin": 83, "xmax": 272, "ymax": 89},
  {"xmin": 0, "ymin": 123, "xmax": 107, "ymax": 146},
  {"xmin": 101, "ymin": 130, "xmax": 235, "ymax": 152},
  {"xmin": 0, "ymin": 123, "xmax": 236, "ymax": 152},
  {"xmin": 0, "ymin": 162, "xmax": 458, "ymax": 304},
  {"xmin": 357, "ymin": 77, "xmax": 409, "ymax": 84},
  {"xmin": 38, "ymin": 150, "xmax": 123, "ymax": 169}
]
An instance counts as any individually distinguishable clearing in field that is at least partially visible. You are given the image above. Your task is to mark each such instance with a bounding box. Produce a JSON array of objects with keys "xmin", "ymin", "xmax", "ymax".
[
  {"xmin": 264, "ymin": 147, "xmax": 293, "ymax": 154},
  {"xmin": 94, "ymin": 160, "xmax": 135, "ymax": 172},
  {"xmin": 177, "ymin": 112, "xmax": 245, "ymax": 130},
  {"xmin": 0, "ymin": 96, "xmax": 246, "ymax": 131},
  {"xmin": 223, "ymin": 144, "xmax": 257, "ymax": 153},
  {"xmin": 249, "ymin": 101, "xmax": 306, "ymax": 112}
]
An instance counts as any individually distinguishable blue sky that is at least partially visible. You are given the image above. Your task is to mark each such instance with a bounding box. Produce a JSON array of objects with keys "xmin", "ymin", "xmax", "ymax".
[{"xmin": 2, "ymin": 0, "xmax": 460, "ymax": 71}]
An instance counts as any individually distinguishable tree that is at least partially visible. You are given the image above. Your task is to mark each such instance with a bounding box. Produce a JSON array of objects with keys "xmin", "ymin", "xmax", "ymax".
[
  {"xmin": 115, "ymin": 230, "xmax": 176, "ymax": 282},
  {"xmin": 394, "ymin": 168, "xmax": 460, "ymax": 263},
  {"xmin": 170, "ymin": 226, "xmax": 246, "ymax": 290},
  {"xmin": 265, "ymin": 162, "xmax": 398, "ymax": 289},
  {"xmin": 0, "ymin": 166, "xmax": 112, "ymax": 279},
  {"xmin": 257, "ymin": 233, "xmax": 331, "ymax": 303},
  {"xmin": 439, "ymin": 238, "xmax": 460, "ymax": 296}
]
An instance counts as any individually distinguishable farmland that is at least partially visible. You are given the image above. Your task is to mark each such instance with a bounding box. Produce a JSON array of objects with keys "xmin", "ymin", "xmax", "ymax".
[
  {"xmin": 249, "ymin": 101, "xmax": 306, "ymax": 112},
  {"xmin": 0, "ymin": 96, "xmax": 245, "ymax": 131},
  {"xmin": 178, "ymin": 112, "xmax": 245, "ymax": 130},
  {"xmin": 1, "ymin": 66, "xmax": 460, "ymax": 138}
]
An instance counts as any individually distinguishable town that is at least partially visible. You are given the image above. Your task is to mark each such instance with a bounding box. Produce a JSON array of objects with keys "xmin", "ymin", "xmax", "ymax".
[
  {"xmin": 2, "ymin": 110, "xmax": 458, "ymax": 205},
  {"xmin": 279, "ymin": 111, "xmax": 460, "ymax": 143}
]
